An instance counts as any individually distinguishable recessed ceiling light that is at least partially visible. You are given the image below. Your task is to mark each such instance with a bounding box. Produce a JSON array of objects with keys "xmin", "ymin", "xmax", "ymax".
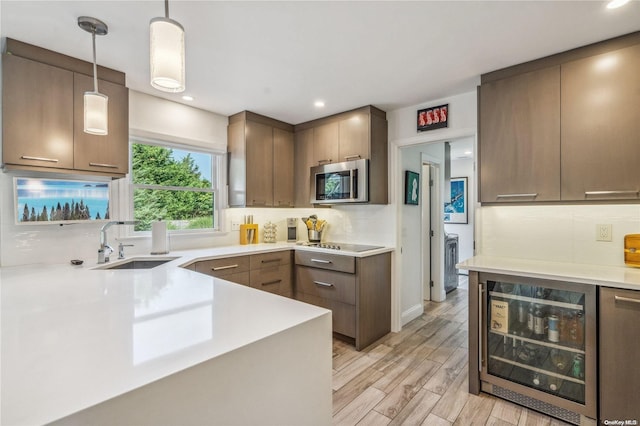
[
  {"xmin": 607, "ymin": 0, "xmax": 630, "ymax": 9},
  {"xmin": 182, "ymin": 95, "xmax": 194, "ymax": 101},
  {"xmin": 314, "ymin": 100, "xmax": 325, "ymax": 108}
]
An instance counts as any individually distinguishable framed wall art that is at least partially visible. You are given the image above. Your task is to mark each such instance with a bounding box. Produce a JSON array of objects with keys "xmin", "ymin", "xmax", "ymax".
[
  {"xmin": 14, "ymin": 177, "xmax": 110, "ymax": 224},
  {"xmin": 417, "ymin": 104, "xmax": 448, "ymax": 132},
  {"xmin": 444, "ymin": 177, "xmax": 468, "ymax": 224},
  {"xmin": 404, "ymin": 170, "xmax": 420, "ymax": 205}
]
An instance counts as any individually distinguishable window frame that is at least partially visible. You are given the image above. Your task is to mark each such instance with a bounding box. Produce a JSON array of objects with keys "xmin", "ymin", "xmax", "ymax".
[{"xmin": 128, "ymin": 137, "xmax": 223, "ymax": 234}]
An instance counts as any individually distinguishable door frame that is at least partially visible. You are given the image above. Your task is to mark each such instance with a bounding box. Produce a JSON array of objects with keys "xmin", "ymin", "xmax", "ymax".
[{"xmin": 391, "ymin": 128, "xmax": 476, "ymax": 331}]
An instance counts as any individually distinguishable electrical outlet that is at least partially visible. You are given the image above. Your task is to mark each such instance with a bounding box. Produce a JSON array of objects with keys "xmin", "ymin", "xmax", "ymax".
[
  {"xmin": 596, "ymin": 224, "xmax": 612, "ymax": 242},
  {"xmin": 231, "ymin": 221, "xmax": 241, "ymax": 231}
]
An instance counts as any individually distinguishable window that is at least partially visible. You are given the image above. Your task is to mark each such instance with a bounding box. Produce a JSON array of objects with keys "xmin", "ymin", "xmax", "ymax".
[{"xmin": 131, "ymin": 141, "xmax": 219, "ymax": 232}]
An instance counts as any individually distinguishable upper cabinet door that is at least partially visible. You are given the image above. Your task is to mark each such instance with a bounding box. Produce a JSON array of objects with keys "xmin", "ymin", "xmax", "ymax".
[
  {"xmin": 273, "ymin": 128, "xmax": 294, "ymax": 207},
  {"xmin": 561, "ymin": 44, "xmax": 640, "ymax": 201},
  {"xmin": 2, "ymin": 54, "xmax": 74, "ymax": 169},
  {"xmin": 338, "ymin": 112, "xmax": 370, "ymax": 161},
  {"xmin": 312, "ymin": 121, "xmax": 339, "ymax": 165},
  {"xmin": 294, "ymin": 128, "xmax": 314, "ymax": 207},
  {"xmin": 73, "ymin": 73, "xmax": 129, "ymax": 175},
  {"xmin": 245, "ymin": 120, "xmax": 274, "ymax": 207},
  {"xmin": 479, "ymin": 66, "xmax": 561, "ymax": 203}
]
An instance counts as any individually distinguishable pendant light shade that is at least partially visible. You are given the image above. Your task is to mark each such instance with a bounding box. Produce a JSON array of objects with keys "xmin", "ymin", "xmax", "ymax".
[
  {"xmin": 78, "ymin": 16, "xmax": 109, "ymax": 136},
  {"xmin": 84, "ymin": 92, "xmax": 109, "ymax": 135},
  {"xmin": 150, "ymin": 0, "xmax": 185, "ymax": 92}
]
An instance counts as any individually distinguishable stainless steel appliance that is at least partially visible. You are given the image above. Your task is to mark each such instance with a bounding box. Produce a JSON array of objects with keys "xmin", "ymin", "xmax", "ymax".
[
  {"xmin": 472, "ymin": 273, "xmax": 597, "ymax": 425},
  {"xmin": 287, "ymin": 218, "xmax": 298, "ymax": 242},
  {"xmin": 444, "ymin": 233, "xmax": 459, "ymax": 293},
  {"xmin": 310, "ymin": 159, "xmax": 369, "ymax": 204}
]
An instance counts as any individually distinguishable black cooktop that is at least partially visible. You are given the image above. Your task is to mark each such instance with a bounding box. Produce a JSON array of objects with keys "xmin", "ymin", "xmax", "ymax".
[{"xmin": 306, "ymin": 242, "xmax": 384, "ymax": 252}]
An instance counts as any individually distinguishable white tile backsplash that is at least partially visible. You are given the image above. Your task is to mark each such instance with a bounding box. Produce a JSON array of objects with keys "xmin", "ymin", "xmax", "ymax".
[{"xmin": 478, "ymin": 204, "xmax": 640, "ymax": 266}]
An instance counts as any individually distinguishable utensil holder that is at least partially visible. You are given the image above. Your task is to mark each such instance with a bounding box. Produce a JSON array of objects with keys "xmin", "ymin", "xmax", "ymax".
[
  {"xmin": 240, "ymin": 224, "xmax": 259, "ymax": 245},
  {"xmin": 308, "ymin": 229, "xmax": 322, "ymax": 243}
]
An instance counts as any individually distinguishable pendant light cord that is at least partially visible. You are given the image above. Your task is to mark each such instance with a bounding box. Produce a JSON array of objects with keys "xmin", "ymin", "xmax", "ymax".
[
  {"xmin": 91, "ymin": 30, "xmax": 98, "ymax": 93},
  {"xmin": 165, "ymin": 0, "xmax": 169, "ymax": 18}
]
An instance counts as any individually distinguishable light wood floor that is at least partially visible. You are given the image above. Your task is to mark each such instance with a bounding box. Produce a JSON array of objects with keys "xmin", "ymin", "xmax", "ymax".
[{"xmin": 332, "ymin": 276, "xmax": 572, "ymax": 426}]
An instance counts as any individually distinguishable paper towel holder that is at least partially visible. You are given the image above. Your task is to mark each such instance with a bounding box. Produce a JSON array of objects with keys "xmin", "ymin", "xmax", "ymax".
[{"xmin": 151, "ymin": 219, "xmax": 170, "ymax": 255}]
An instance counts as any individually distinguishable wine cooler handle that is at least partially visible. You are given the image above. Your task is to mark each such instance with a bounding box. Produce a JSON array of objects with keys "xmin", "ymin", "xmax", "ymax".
[{"xmin": 479, "ymin": 283, "xmax": 484, "ymax": 371}]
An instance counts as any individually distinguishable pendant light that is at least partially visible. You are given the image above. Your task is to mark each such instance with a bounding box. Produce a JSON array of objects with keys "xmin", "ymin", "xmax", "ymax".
[
  {"xmin": 150, "ymin": 0, "xmax": 185, "ymax": 92},
  {"xmin": 78, "ymin": 17, "xmax": 109, "ymax": 136}
]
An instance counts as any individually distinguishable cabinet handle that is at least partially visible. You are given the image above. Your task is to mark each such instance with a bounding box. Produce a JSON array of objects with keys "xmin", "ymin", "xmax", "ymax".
[
  {"xmin": 21, "ymin": 155, "xmax": 58, "ymax": 163},
  {"xmin": 344, "ymin": 154, "xmax": 361, "ymax": 161},
  {"xmin": 261, "ymin": 279, "xmax": 282, "ymax": 286},
  {"xmin": 585, "ymin": 190, "xmax": 639, "ymax": 197},
  {"xmin": 89, "ymin": 162, "xmax": 118, "ymax": 169},
  {"xmin": 311, "ymin": 258, "xmax": 332, "ymax": 264},
  {"xmin": 314, "ymin": 280, "xmax": 334, "ymax": 287},
  {"xmin": 496, "ymin": 193, "xmax": 538, "ymax": 199},
  {"xmin": 479, "ymin": 283, "xmax": 485, "ymax": 371},
  {"xmin": 212, "ymin": 264, "xmax": 239, "ymax": 271},
  {"xmin": 261, "ymin": 258, "xmax": 280, "ymax": 264},
  {"xmin": 317, "ymin": 159, "xmax": 332, "ymax": 165},
  {"xmin": 614, "ymin": 295, "xmax": 640, "ymax": 305}
]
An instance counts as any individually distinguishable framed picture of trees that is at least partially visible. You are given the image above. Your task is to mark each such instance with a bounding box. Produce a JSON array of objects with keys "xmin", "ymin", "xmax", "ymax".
[{"xmin": 14, "ymin": 177, "xmax": 110, "ymax": 224}]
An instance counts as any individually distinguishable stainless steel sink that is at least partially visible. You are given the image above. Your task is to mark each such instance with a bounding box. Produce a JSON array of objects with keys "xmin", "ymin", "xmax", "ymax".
[{"xmin": 97, "ymin": 257, "xmax": 178, "ymax": 270}]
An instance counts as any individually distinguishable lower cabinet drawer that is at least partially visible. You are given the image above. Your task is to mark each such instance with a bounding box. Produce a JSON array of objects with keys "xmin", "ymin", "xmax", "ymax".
[
  {"xmin": 250, "ymin": 251, "xmax": 291, "ymax": 270},
  {"xmin": 294, "ymin": 251, "xmax": 355, "ymax": 273},
  {"xmin": 295, "ymin": 266, "xmax": 356, "ymax": 304},
  {"xmin": 226, "ymin": 271, "xmax": 251, "ymax": 286},
  {"xmin": 296, "ymin": 292, "xmax": 356, "ymax": 338},
  {"xmin": 194, "ymin": 256, "xmax": 250, "ymax": 278},
  {"xmin": 250, "ymin": 265, "xmax": 292, "ymax": 297}
]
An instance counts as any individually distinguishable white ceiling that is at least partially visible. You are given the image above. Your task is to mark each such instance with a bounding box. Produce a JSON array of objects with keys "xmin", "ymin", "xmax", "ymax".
[{"xmin": 2, "ymin": 1, "xmax": 639, "ymax": 125}]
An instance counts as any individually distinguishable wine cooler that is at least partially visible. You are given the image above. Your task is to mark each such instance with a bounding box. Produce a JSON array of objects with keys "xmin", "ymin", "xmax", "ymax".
[{"xmin": 474, "ymin": 273, "xmax": 597, "ymax": 425}]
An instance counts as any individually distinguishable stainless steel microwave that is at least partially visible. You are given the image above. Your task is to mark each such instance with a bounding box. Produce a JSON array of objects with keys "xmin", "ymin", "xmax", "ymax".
[{"xmin": 310, "ymin": 159, "xmax": 369, "ymax": 204}]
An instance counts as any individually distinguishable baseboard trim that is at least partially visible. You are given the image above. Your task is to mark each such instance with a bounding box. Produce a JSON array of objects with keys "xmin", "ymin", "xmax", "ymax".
[{"xmin": 401, "ymin": 303, "xmax": 423, "ymax": 326}]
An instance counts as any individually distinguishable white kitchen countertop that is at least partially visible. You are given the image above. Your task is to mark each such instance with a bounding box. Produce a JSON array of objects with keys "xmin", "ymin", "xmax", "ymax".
[
  {"xmin": 2, "ymin": 242, "xmax": 387, "ymax": 425},
  {"xmin": 458, "ymin": 255, "xmax": 640, "ymax": 290}
]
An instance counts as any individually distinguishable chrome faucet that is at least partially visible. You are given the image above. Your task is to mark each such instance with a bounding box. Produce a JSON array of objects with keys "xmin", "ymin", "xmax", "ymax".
[{"xmin": 98, "ymin": 221, "xmax": 138, "ymax": 263}]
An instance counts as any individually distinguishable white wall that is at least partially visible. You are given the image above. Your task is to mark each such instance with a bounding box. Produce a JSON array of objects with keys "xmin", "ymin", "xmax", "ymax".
[
  {"xmin": 129, "ymin": 91, "xmax": 227, "ymax": 153},
  {"xmin": 444, "ymin": 156, "xmax": 475, "ymax": 267},
  {"xmin": 387, "ymin": 90, "xmax": 478, "ymax": 327},
  {"xmin": 477, "ymin": 204, "xmax": 640, "ymax": 266}
]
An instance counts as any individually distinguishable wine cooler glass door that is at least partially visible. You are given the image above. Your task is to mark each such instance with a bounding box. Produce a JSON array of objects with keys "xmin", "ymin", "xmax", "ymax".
[{"xmin": 486, "ymin": 281, "xmax": 587, "ymax": 405}]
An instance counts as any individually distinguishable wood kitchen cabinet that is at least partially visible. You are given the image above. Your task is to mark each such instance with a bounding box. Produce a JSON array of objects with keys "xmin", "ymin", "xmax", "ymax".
[
  {"xmin": 294, "ymin": 250, "xmax": 391, "ymax": 350},
  {"xmin": 227, "ymin": 111, "xmax": 294, "ymax": 207},
  {"xmin": 73, "ymin": 73, "xmax": 129, "ymax": 175},
  {"xmin": 338, "ymin": 112, "xmax": 370, "ymax": 161},
  {"xmin": 312, "ymin": 121, "xmax": 340, "ymax": 165},
  {"xmin": 294, "ymin": 128, "xmax": 314, "ymax": 207},
  {"xmin": 478, "ymin": 32, "xmax": 640, "ymax": 204},
  {"xmin": 599, "ymin": 287, "xmax": 640, "ymax": 422},
  {"xmin": 249, "ymin": 251, "xmax": 293, "ymax": 297},
  {"xmin": 2, "ymin": 54, "xmax": 75, "ymax": 170},
  {"xmin": 190, "ymin": 251, "xmax": 292, "ymax": 297},
  {"xmin": 193, "ymin": 255, "xmax": 251, "ymax": 286},
  {"xmin": 2, "ymin": 39, "xmax": 129, "ymax": 178},
  {"xmin": 479, "ymin": 66, "xmax": 561, "ymax": 203},
  {"xmin": 294, "ymin": 105, "xmax": 388, "ymax": 205},
  {"xmin": 245, "ymin": 120, "xmax": 274, "ymax": 206},
  {"xmin": 560, "ymin": 43, "xmax": 640, "ymax": 201},
  {"xmin": 273, "ymin": 128, "xmax": 295, "ymax": 207}
]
